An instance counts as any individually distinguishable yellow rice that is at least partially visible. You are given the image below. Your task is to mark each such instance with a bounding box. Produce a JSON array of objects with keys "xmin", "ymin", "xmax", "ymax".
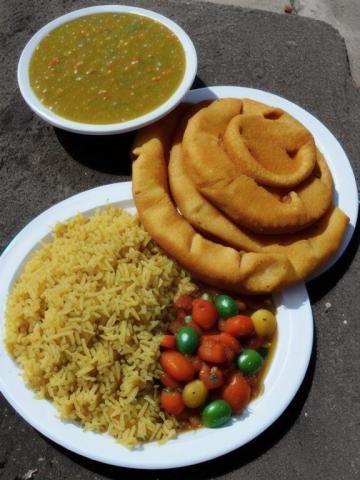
[{"xmin": 5, "ymin": 206, "xmax": 197, "ymax": 448}]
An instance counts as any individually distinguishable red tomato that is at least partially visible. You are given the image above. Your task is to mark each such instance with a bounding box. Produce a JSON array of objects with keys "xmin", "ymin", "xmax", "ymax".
[
  {"xmin": 192, "ymin": 299, "xmax": 218, "ymax": 330},
  {"xmin": 217, "ymin": 333, "xmax": 241, "ymax": 353},
  {"xmin": 201, "ymin": 333, "xmax": 241, "ymax": 354},
  {"xmin": 199, "ymin": 364, "xmax": 224, "ymax": 390},
  {"xmin": 160, "ymin": 351, "xmax": 195, "ymax": 382},
  {"xmin": 189, "ymin": 355, "xmax": 203, "ymax": 372},
  {"xmin": 224, "ymin": 315, "xmax": 255, "ymax": 337},
  {"xmin": 198, "ymin": 338, "xmax": 226, "ymax": 364},
  {"xmin": 222, "ymin": 373, "xmax": 251, "ymax": 413},
  {"xmin": 160, "ymin": 390, "xmax": 185, "ymax": 415},
  {"xmin": 160, "ymin": 335, "xmax": 176, "ymax": 349},
  {"xmin": 174, "ymin": 295, "xmax": 194, "ymax": 313},
  {"xmin": 160, "ymin": 373, "xmax": 181, "ymax": 389}
]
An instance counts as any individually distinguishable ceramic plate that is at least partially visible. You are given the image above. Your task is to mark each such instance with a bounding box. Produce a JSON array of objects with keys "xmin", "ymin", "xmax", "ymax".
[{"xmin": 0, "ymin": 182, "xmax": 312, "ymax": 469}]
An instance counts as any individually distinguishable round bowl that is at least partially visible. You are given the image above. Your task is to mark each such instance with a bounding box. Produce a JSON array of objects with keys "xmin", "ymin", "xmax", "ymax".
[{"xmin": 17, "ymin": 5, "xmax": 197, "ymax": 135}]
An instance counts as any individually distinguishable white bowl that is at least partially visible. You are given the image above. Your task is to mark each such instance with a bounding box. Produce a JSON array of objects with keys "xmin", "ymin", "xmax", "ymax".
[{"xmin": 17, "ymin": 5, "xmax": 197, "ymax": 135}]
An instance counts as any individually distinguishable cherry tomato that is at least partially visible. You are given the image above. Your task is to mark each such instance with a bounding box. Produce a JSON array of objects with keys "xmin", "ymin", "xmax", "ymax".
[
  {"xmin": 217, "ymin": 333, "xmax": 241, "ymax": 353},
  {"xmin": 222, "ymin": 372, "xmax": 251, "ymax": 413},
  {"xmin": 189, "ymin": 355, "xmax": 203, "ymax": 372},
  {"xmin": 160, "ymin": 335, "xmax": 176, "ymax": 349},
  {"xmin": 160, "ymin": 373, "xmax": 180, "ymax": 389},
  {"xmin": 237, "ymin": 349, "xmax": 264, "ymax": 375},
  {"xmin": 223, "ymin": 315, "xmax": 254, "ymax": 337},
  {"xmin": 202, "ymin": 333, "xmax": 241, "ymax": 354},
  {"xmin": 199, "ymin": 364, "xmax": 224, "ymax": 390},
  {"xmin": 176, "ymin": 327, "xmax": 199, "ymax": 354},
  {"xmin": 202, "ymin": 400, "xmax": 231, "ymax": 428},
  {"xmin": 214, "ymin": 294, "xmax": 239, "ymax": 319},
  {"xmin": 198, "ymin": 338, "xmax": 226, "ymax": 364},
  {"xmin": 192, "ymin": 299, "xmax": 218, "ymax": 330},
  {"xmin": 251, "ymin": 309, "xmax": 277, "ymax": 338},
  {"xmin": 174, "ymin": 295, "xmax": 194, "ymax": 313},
  {"xmin": 160, "ymin": 389, "xmax": 185, "ymax": 415},
  {"xmin": 160, "ymin": 351, "xmax": 195, "ymax": 382},
  {"xmin": 182, "ymin": 380, "xmax": 208, "ymax": 408}
]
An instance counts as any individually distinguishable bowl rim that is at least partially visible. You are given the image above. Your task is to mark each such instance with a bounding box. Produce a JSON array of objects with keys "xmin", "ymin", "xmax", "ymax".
[{"xmin": 17, "ymin": 4, "xmax": 198, "ymax": 135}]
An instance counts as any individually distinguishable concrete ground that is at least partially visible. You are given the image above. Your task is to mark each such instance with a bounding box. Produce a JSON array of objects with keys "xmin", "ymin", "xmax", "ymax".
[
  {"xmin": 1, "ymin": 0, "xmax": 360, "ymax": 479},
  {"xmin": 193, "ymin": 0, "xmax": 360, "ymax": 87}
]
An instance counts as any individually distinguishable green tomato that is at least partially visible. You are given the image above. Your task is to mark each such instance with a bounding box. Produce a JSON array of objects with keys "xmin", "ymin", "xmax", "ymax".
[
  {"xmin": 176, "ymin": 326, "xmax": 199, "ymax": 354},
  {"xmin": 237, "ymin": 349, "xmax": 264, "ymax": 375},
  {"xmin": 184, "ymin": 315, "xmax": 192, "ymax": 324},
  {"xmin": 201, "ymin": 292, "xmax": 214, "ymax": 303},
  {"xmin": 182, "ymin": 380, "xmax": 208, "ymax": 408},
  {"xmin": 202, "ymin": 400, "xmax": 232, "ymax": 428},
  {"xmin": 214, "ymin": 294, "xmax": 239, "ymax": 319}
]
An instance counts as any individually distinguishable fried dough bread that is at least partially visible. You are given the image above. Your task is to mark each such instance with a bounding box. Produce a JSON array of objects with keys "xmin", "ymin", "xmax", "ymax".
[
  {"xmin": 182, "ymin": 99, "xmax": 333, "ymax": 234},
  {"xmin": 132, "ymin": 100, "xmax": 349, "ymax": 294}
]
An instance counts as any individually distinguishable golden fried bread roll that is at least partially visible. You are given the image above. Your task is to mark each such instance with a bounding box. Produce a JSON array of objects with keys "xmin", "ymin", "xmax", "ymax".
[
  {"xmin": 169, "ymin": 105, "xmax": 348, "ymax": 280},
  {"xmin": 224, "ymin": 111, "xmax": 316, "ymax": 187},
  {"xmin": 182, "ymin": 98, "xmax": 333, "ymax": 234},
  {"xmin": 133, "ymin": 108, "xmax": 299, "ymax": 294}
]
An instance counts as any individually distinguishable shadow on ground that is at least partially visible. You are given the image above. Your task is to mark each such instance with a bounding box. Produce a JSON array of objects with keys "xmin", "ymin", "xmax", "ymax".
[
  {"xmin": 47, "ymin": 330, "xmax": 317, "ymax": 479},
  {"xmin": 53, "ymin": 76, "xmax": 208, "ymax": 176}
]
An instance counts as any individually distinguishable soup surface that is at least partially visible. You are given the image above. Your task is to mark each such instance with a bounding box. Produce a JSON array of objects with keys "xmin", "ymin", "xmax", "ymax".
[{"xmin": 29, "ymin": 13, "xmax": 186, "ymax": 124}]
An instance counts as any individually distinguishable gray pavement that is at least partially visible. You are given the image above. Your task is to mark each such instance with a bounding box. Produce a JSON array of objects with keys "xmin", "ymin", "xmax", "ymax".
[
  {"xmin": 193, "ymin": 0, "xmax": 360, "ymax": 87},
  {"xmin": 1, "ymin": 0, "xmax": 360, "ymax": 479}
]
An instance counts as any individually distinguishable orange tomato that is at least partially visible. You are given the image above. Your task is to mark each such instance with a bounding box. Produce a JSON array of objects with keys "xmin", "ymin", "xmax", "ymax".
[
  {"xmin": 199, "ymin": 364, "xmax": 224, "ymax": 390},
  {"xmin": 160, "ymin": 351, "xmax": 195, "ymax": 382},
  {"xmin": 223, "ymin": 315, "xmax": 255, "ymax": 337},
  {"xmin": 160, "ymin": 373, "xmax": 180, "ymax": 389},
  {"xmin": 222, "ymin": 373, "xmax": 251, "ymax": 413},
  {"xmin": 198, "ymin": 338, "xmax": 226, "ymax": 364},
  {"xmin": 217, "ymin": 333, "xmax": 241, "ymax": 353},
  {"xmin": 160, "ymin": 335, "xmax": 176, "ymax": 349},
  {"xmin": 189, "ymin": 355, "xmax": 203, "ymax": 372},
  {"xmin": 192, "ymin": 299, "xmax": 218, "ymax": 330},
  {"xmin": 160, "ymin": 390, "xmax": 185, "ymax": 415}
]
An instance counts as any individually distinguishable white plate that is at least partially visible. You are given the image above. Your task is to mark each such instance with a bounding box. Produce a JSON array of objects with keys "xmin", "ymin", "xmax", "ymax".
[
  {"xmin": 0, "ymin": 182, "xmax": 313, "ymax": 469},
  {"xmin": 2, "ymin": 84, "xmax": 357, "ymax": 469},
  {"xmin": 185, "ymin": 87, "xmax": 358, "ymax": 278}
]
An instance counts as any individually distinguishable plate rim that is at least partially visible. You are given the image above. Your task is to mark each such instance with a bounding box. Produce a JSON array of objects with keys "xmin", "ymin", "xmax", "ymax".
[{"xmin": 0, "ymin": 181, "xmax": 313, "ymax": 469}]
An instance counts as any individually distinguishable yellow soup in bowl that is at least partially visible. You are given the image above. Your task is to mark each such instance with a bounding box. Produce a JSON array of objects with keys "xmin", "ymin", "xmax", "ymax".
[{"xmin": 29, "ymin": 13, "xmax": 186, "ymax": 124}]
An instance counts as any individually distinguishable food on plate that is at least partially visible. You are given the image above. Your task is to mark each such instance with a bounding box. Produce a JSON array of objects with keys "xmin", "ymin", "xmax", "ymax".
[
  {"xmin": 181, "ymin": 99, "xmax": 333, "ymax": 234},
  {"xmin": 159, "ymin": 292, "xmax": 277, "ymax": 428},
  {"xmin": 29, "ymin": 13, "xmax": 185, "ymax": 124},
  {"xmin": 132, "ymin": 99, "xmax": 349, "ymax": 293},
  {"xmin": 224, "ymin": 105, "xmax": 316, "ymax": 187},
  {"xmin": 5, "ymin": 207, "xmax": 197, "ymax": 448}
]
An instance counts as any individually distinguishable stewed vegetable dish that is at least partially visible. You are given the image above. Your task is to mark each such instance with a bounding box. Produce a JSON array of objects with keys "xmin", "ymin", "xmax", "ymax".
[
  {"xmin": 29, "ymin": 13, "xmax": 185, "ymax": 124},
  {"xmin": 159, "ymin": 291, "xmax": 277, "ymax": 429}
]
